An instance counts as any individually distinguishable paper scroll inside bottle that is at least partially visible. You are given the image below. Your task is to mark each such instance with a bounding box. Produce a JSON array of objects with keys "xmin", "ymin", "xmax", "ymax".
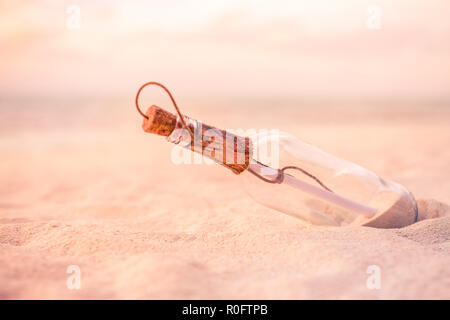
[{"xmin": 142, "ymin": 105, "xmax": 252, "ymax": 174}]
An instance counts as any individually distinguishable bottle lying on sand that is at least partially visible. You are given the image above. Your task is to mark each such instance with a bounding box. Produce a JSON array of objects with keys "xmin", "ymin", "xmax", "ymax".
[{"xmin": 136, "ymin": 83, "xmax": 418, "ymax": 228}]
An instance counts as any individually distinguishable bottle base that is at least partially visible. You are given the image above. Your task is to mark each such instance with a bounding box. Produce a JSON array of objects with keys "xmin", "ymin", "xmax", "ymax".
[{"xmin": 362, "ymin": 189, "xmax": 418, "ymax": 228}]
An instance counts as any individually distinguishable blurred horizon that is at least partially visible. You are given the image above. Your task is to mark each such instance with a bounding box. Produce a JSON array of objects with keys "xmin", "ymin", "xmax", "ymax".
[{"xmin": 1, "ymin": 0, "xmax": 450, "ymax": 102}]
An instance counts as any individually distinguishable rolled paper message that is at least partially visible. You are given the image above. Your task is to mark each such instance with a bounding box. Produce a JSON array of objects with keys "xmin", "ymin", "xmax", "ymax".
[{"xmin": 142, "ymin": 105, "xmax": 252, "ymax": 174}]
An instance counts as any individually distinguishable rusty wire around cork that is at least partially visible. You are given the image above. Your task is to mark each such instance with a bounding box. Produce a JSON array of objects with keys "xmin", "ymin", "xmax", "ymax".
[
  {"xmin": 135, "ymin": 82, "xmax": 333, "ymax": 192},
  {"xmin": 135, "ymin": 81, "xmax": 194, "ymax": 139}
]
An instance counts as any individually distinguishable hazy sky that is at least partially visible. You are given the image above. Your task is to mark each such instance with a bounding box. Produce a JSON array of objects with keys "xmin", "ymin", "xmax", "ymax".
[{"xmin": 1, "ymin": 0, "xmax": 449, "ymax": 100}]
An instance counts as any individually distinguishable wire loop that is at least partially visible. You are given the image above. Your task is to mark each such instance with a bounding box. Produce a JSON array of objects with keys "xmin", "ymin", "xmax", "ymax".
[{"xmin": 135, "ymin": 82, "xmax": 193, "ymax": 138}]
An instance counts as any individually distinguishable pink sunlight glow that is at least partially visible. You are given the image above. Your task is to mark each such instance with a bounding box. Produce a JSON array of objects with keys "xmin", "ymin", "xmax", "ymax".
[{"xmin": 0, "ymin": 0, "xmax": 449, "ymax": 100}]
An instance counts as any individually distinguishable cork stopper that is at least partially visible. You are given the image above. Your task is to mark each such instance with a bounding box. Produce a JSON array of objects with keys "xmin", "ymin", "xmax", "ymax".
[{"xmin": 142, "ymin": 105, "xmax": 177, "ymax": 137}]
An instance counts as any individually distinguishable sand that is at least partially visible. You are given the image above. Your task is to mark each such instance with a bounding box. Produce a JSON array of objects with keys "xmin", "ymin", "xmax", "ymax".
[{"xmin": 0, "ymin": 100, "xmax": 449, "ymax": 299}]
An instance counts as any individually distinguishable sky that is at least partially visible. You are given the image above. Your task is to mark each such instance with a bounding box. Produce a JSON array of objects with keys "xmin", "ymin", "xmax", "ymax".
[{"xmin": 1, "ymin": 0, "xmax": 450, "ymax": 101}]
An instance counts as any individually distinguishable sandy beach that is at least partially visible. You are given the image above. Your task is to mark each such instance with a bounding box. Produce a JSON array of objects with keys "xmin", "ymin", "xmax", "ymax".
[{"xmin": 0, "ymin": 100, "xmax": 449, "ymax": 299}]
